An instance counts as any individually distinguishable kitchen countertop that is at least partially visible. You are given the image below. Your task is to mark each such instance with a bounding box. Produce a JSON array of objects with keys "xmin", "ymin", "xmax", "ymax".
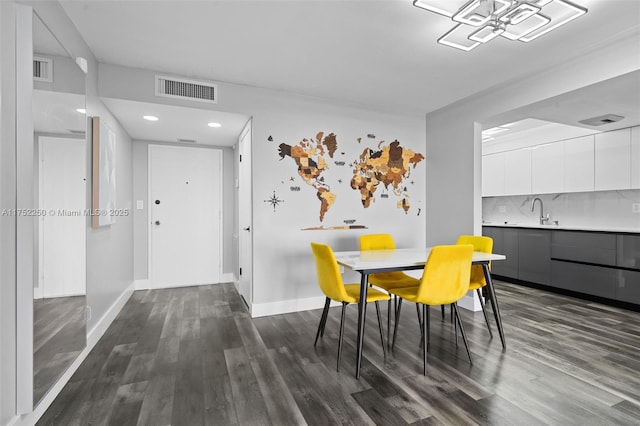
[{"xmin": 482, "ymin": 222, "xmax": 640, "ymax": 234}]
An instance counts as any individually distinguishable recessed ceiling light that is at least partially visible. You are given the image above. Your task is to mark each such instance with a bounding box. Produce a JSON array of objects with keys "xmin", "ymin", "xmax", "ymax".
[
  {"xmin": 143, "ymin": 115, "xmax": 159, "ymax": 121},
  {"xmin": 76, "ymin": 108, "xmax": 86, "ymax": 114},
  {"xmin": 208, "ymin": 122, "xmax": 221, "ymax": 128}
]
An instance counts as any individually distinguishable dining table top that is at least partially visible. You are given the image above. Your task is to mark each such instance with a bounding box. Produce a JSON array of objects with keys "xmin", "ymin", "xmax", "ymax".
[{"xmin": 333, "ymin": 247, "xmax": 506, "ymax": 272}]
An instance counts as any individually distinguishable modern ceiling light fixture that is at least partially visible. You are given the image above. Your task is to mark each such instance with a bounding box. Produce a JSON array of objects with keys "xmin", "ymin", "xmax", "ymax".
[{"xmin": 414, "ymin": 0, "xmax": 587, "ymax": 51}]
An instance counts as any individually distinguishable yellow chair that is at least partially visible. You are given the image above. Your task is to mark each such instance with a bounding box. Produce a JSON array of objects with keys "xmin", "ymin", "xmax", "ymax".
[
  {"xmin": 456, "ymin": 235, "xmax": 494, "ymax": 338},
  {"xmin": 359, "ymin": 234, "xmax": 420, "ymax": 345},
  {"xmin": 311, "ymin": 242, "xmax": 391, "ymax": 371},
  {"xmin": 389, "ymin": 244, "xmax": 473, "ymax": 375}
]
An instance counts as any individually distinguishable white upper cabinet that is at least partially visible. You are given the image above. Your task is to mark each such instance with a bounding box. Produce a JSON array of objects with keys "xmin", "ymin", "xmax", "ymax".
[
  {"xmin": 482, "ymin": 153, "xmax": 505, "ymax": 196},
  {"xmin": 504, "ymin": 148, "xmax": 531, "ymax": 195},
  {"xmin": 565, "ymin": 135, "xmax": 594, "ymax": 192},
  {"xmin": 632, "ymin": 126, "xmax": 640, "ymax": 189},
  {"xmin": 481, "ymin": 125, "xmax": 638, "ymax": 197},
  {"xmin": 594, "ymin": 128, "xmax": 631, "ymax": 191},
  {"xmin": 531, "ymin": 142, "xmax": 564, "ymax": 194}
]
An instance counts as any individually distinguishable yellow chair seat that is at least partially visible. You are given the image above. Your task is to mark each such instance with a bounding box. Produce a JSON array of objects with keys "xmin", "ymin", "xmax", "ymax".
[
  {"xmin": 344, "ymin": 284, "xmax": 392, "ymax": 303},
  {"xmin": 368, "ymin": 272, "xmax": 420, "ymax": 290}
]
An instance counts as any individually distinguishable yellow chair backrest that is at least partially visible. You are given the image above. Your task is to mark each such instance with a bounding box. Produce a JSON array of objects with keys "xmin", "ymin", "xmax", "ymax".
[
  {"xmin": 415, "ymin": 244, "xmax": 473, "ymax": 306},
  {"xmin": 457, "ymin": 235, "xmax": 493, "ymax": 286},
  {"xmin": 360, "ymin": 234, "xmax": 396, "ymax": 251},
  {"xmin": 311, "ymin": 242, "xmax": 351, "ymax": 302}
]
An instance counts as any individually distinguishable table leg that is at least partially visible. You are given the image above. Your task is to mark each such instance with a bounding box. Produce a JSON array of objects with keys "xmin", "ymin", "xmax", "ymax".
[
  {"xmin": 356, "ymin": 272, "xmax": 369, "ymax": 379},
  {"xmin": 483, "ymin": 263, "xmax": 506, "ymax": 349}
]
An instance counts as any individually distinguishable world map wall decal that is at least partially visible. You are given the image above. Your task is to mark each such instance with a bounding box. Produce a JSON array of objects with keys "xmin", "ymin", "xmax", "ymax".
[{"xmin": 278, "ymin": 131, "xmax": 424, "ymax": 226}]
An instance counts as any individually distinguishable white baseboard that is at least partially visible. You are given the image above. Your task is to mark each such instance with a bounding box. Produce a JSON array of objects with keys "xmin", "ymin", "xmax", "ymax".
[
  {"xmin": 15, "ymin": 281, "xmax": 135, "ymax": 426},
  {"xmin": 251, "ymin": 296, "xmax": 340, "ymax": 318},
  {"xmin": 134, "ymin": 279, "xmax": 149, "ymax": 290},
  {"xmin": 458, "ymin": 290, "xmax": 483, "ymax": 312},
  {"xmin": 137, "ymin": 275, "xmax": 235, "ymax": 290}
]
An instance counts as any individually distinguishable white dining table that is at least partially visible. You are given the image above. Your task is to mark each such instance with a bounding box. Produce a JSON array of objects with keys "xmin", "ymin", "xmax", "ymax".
[{"xmin": 333, "ymin": 247, "xmax": 507, "ymax": 379}]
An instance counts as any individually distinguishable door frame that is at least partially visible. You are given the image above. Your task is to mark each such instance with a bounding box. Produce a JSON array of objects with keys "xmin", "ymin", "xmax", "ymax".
[
  {"xmin": 237, "ymin": 119, "xmax": 253, "ymax": 310},
  {"xmin": 147, "ymin": 143, "xmax": 224, "ymax": 288}
]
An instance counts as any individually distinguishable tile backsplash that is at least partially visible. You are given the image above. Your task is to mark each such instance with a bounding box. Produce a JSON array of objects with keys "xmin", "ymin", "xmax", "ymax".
[{"xmin": 483, "ymin": 189, "xmax": 640, "ymax": 230}]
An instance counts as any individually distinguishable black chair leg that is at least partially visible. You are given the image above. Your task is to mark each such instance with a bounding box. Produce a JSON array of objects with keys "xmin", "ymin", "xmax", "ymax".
[
  {"xmin": 392, "ymin": 298, "xmax": 403, "ymax": 351},
  {"xmin": 375, "ymin": 301, "xmax": 386, "ymax": 360},
  {"xmin": 477, "ymin": 288, "xmax": 493, "ymax": 338},
  {"xmin": 387, "ymin": 298, "xmax": 392, "ymax": 349},
  {"xmin": 452, "ymin": 303, "xmax": 473, "ymax": 365},
  {"xmin": 422, "ymin": 304, "xmax": 428, "ymax": 375},
  {"xmin": 419, "ymin": 304, "xmax": 430, "ymax": 350},
  {"xmin": 315, "ymin": 297, "xmax": 331, "ymax": 346},
  {"xmin": 336, "ymin": 302, "xmax": 347, "ymax": 371},
  {"xmin": 441, "ymin": 304, "xmax": 445, "ymax": 321},
  {"xmin": 416, "ymin": 303, "xmax": 423, "ymax": 334}
]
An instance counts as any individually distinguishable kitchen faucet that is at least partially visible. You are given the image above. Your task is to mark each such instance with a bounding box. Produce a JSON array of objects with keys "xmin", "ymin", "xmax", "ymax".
[{"xmin": 531, "ymin": 197, "xmax": 549, "ymax": 225}]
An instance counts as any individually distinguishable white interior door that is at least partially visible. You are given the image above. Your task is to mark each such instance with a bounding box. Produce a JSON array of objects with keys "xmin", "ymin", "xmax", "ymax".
[
  {"xmin": 39, "ymin": 136, "xmax": 87, "ymax": 298},
  {"xmin": 149, "ymin": 145, "xmax": 222, "ymax": 288},
  {"xmin": 238, "ymin": 120, "xmax": 253, "ymax": 308}
]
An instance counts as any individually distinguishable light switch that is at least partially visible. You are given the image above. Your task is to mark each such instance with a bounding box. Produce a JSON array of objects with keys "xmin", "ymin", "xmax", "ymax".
[{"xmin": 136, "ymin": 200, "xmax": 144, "ymax": 210}]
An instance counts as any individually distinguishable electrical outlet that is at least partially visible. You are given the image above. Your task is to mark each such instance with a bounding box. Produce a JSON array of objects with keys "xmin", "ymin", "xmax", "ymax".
[{"xmin": 633, "ymin": 203, "xmax": 640, "ymax": 213}]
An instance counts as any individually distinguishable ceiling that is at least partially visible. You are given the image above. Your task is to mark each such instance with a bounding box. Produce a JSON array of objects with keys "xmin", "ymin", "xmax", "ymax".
[{"xmin": 57, "ymin": 0, "xmax": 640, "ymax": 146}]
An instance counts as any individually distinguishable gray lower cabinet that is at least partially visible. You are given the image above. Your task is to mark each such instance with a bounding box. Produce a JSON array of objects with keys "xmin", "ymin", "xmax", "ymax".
[
  {"xmin": 552, "ymin": 230, "xmax": 616, "ymax": 266},
  {"xmin": 484, "ymin": 226, "xmax": 639, "ymax": 306},
  {"xmin": 483, "ymin": 227, "xmax": 518, "ymax": 278},
  {"xmin": 617, "ymin": 234, "xmax": 640, "ymax": 269},
  {"xmin": 617, "ymin": 269, "xmax": 640, "ymax": 304},
  {"xmin": 518, "ymin": 229, "xmax": 551, "ymax": 285},
  {"xmin": 551, "ymin": 260, "xmax": 617, "ymax": 299}
]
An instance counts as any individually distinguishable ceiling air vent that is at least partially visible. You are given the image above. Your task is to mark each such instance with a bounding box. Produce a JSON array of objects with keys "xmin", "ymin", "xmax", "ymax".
[
  {"xmin": 155, "ymin": 75, "xmax": 217, "ymax": 104},
  {"xmin": 33, "ymin": 56, "xmax": 53, "ymax": 82},
  {"xmin": 579, "ymin": 114, "xmax": 624, "ymax": 126}
]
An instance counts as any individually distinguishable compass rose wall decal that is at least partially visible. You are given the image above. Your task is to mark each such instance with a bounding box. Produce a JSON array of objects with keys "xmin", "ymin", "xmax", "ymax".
[{"xmin": 264, "ymin": 191, "xmax": 284, "ymax": 212}]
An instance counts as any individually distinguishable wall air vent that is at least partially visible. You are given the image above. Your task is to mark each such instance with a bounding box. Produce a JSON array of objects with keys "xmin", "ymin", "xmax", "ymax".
[
  {"xmin": 177, "ymin": 138, "xmax": 197, "ymax": 143},
  {"xmin": 155, "ymin": 75, "xmax": 217, "ymax": 104},
  {"xmin": 33, "ymin": 56, "xmax": 53, "ymax": 82},
  {"xmin": 579, "ymin": 114, "xmax": 624, "ymax": 126}
]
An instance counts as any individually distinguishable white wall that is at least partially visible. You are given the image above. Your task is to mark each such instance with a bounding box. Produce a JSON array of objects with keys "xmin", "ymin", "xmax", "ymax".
[
  {"xmin": 425, "ymin": 32, "xmax": 640, "ymax": 245},
  {"xmin": 0, "ymin": 3, "xmax": 18, "ymax": 423},
  {"xmin": 99, "ymin": 63, "xmax": 427, "ymax": 314}
]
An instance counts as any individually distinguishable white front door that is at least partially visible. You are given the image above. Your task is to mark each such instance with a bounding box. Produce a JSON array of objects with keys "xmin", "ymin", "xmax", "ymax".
[
  {"xmin": 38, "ymin": 136, "xmax": 87, "ymax": 298},
  {"xmin": 238, "ymin": 120, "xmax": 253, "ymax": 308},
  {"xmin": 149, "ymin": 145, "xmax": 222, "ymax": 288}
]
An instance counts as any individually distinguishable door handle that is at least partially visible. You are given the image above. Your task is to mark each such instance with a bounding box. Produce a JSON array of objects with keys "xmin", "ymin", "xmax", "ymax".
[{"xmin": 243, "ymin": 227, "xmax": 250, "ymax": 231}]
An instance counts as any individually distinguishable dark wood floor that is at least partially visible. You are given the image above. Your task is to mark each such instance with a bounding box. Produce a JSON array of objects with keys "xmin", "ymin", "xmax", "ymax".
[
  {"xmin": 38, "ymin": 281, "xmax": 640, "ymax": 425},
  {"xmin": 34, "ymin": 295, "xmax": 86, "ymax": 405}
]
